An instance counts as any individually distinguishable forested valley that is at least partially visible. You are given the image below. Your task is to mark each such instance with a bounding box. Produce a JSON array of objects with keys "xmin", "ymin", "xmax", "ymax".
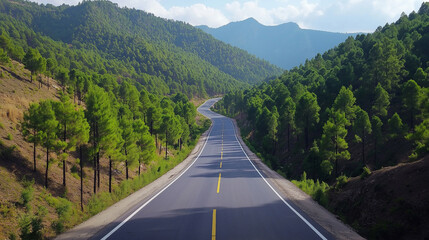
[
  {"xmin": 0, "ymin": 0, "xmax": 283, "ymax": 238},
  {"xmin": 215, "ymin": 3, "xmax": 429, "ymax": 238}
]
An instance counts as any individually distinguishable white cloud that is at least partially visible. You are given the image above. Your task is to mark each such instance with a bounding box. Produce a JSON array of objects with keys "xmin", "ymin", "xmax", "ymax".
[
  {"xmin": 114, "ymin": 0, "xmax": 228, "ymax": 27},
  {"xmin": 30, "ymin": 0, "xmax": 425, "ymax": 32},
  {"xmin": 167, "ymin": 4, "xmax": 229, "ymax": 27},
  {"xmin": 225, "ymin": 0, "xmax": 322, "ymax": 26},
  {"xmin": 371, "ymin": 0, "xmax": 422, "ymax": 18}
]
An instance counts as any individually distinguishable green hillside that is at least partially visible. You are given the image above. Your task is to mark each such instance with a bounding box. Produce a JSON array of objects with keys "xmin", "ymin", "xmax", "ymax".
[{"xmin": 0, "ymin": 0, "xmax": 282, "ymax": 97}]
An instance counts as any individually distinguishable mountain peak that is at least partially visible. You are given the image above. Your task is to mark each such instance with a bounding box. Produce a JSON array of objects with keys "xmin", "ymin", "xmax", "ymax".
[
  {"xmin": 242, "ymin": 17, "xmax": 259, "ymax": 24},
  {"xmin": 198, "ymin": 19, "xmax": 357, "ymax": 69}
]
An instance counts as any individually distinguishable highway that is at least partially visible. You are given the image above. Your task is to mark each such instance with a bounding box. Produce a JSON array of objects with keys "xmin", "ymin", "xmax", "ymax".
[{"xmin": 92, "ymin": 98, "xmax": 333, "ymax": 240}]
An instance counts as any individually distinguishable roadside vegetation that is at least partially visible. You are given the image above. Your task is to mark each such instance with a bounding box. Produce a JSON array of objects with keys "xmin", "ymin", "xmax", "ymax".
[{"xmin": 214, "ymin": 3, "xmax": 429, "ymax": 239}]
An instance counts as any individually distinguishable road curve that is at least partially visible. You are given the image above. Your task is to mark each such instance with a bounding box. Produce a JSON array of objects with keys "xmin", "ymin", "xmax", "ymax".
[{"xmin": 92, "ymin": 98, "xmax": 333, "ymax": 240}]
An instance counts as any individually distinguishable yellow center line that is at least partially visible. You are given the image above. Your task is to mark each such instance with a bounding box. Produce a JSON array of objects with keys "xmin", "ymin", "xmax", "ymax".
[
  {"xmin": 220, "ymin": 162, "xmax": 222, "ymax": 168},
  {"xmin": 221, "ymin": 151, "xmax": 223, "ymax": 159},
  {"xmin": 212, "ymin": 209, "xmax": 216, "ymax": 240},
  {"xmin": 217, "ymin": 173, "xmax": 221, "ymax": 193}
]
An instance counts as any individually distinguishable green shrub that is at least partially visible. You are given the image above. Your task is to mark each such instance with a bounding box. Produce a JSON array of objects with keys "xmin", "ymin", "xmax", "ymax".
[
  {"xmin": 19, "ymin": 213, "xmax": 43, "ymax": 240},
  {"xmin": 0, "ymin": 122, "xmax": 4, "ymax": 129},
  {"xmin": 0, "ymin": 203, "xmax": 11, "ymax": 217},
  {"xmin": 52, "ymin": 220, "xmax": 65, "ymax": 234},
  {"xmin": 292, "ymin": 172, "xmax": 330, "ymax": 207},
  {"xmin": 7, "ymin": 133, "xmax": 13, "ymax": 140},
  {"xmin": 55, "ymin": 198, "xmax": 73, "ymax": 219},
  {"xmin": 360, "ymin": 166, "xmax": 371, "ymax": 179},
  {"xmin": 8, "ymin": 232, "xmax": 17, "ymax": 240},
  {"xmin": 21, "ymin": 179, "xmax": 34, "ymax": 209},
  {"xmin": 336, "ymin": 175, "xmax": 349, "ymax": 190}
]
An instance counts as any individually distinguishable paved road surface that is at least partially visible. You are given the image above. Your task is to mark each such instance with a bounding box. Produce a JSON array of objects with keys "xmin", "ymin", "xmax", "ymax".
[{"xmin": 92, "ymin": 99, "xmax": 333, "ymax": 240}]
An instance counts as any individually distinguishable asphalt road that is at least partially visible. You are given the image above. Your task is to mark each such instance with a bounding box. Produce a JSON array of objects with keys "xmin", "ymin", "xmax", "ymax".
[{"xmin": 92, "ymin": 99, "xmax": 333, "ymax": 240}]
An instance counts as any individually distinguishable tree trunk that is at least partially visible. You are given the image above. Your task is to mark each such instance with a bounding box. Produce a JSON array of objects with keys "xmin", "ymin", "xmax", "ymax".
[
  {"xmin": 362, "ymin": 131, "xmax": 365, "ymax": 165},
  {"xmin": 33, "ymin": 143, "xmax": 37, "ymax": 172},
  {"xmin": 138, "ymin": 160, "xmax": 141, "ymax": 176},
  {"xmin": 287, "ymin": 124, "xmax": 290, "ymax": 151},
  {"xmin": 126, "ymin": 160, "xmax": 129, "ymax": 180},
  {"xmin": 305, "ymin": 117, "xmax": 309, "ymax": 149},
  {"xmin": 80, "ymin": 146, "xmax": 83, "ymax": 211},
  {"xmin": 63, "ymin": 123, "xmax": 67, "ymax": 187},
  {"xmin": 45, "ymin": 147, "xmax": 49, "ymax": 189},
  {"xmin": 109, "ymin": 156, "xmax": 112, "ymax": 193},
  {"xmin": 93, "ymin": 122, "xmax": 97, "ymax": 194},
  {"xmin": 97, "ymin": 151, "xmax": 100, "ymax": 189},
  {"xmin": 165, "ymin": 130, "xmax": 168, "ymax": 159},
  {"xmin": 96, "ymin": 123, "xmax": 100, "ymax": 189},
  {"xmin": 125, "ymin": 148, "xmax": 129, "ymax": 180},
  {"xmin": 273, "ymin": 140, "xmax": 276, "ymax": 156},
  {"xmin": 374, "ymin": 138, "xmax": 377, "ymax": 166},
  {"xmin": 335, "ymin": 134, "xmax": 338, "ymax": 177},
  {"xmin": 93, "ymin": 155, "xmax": 97, "ymax": 194}
]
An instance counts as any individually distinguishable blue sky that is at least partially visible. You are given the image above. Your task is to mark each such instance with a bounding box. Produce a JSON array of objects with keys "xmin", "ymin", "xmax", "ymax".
[{"xmin": 33, "ymin": 0, "xmax": 424, "ymax": 33}]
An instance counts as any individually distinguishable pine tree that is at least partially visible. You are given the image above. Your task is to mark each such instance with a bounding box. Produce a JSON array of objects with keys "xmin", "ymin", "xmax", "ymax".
[
  {"xmin": 0, "ymin": 48, "xmax": 9, "ymax": 64},
  {"xmin": 267, "ymin": 106, "xmax": 279, "ymax": 155},
  {"xmin": 280, "ymin": 97, "xmax": 295, "ymax": 151},
  {"xmin": 85, "ymin": 85, "xmax": 118, "ymax": 193},
  {"xmin": 321, "ymin": 110, "xmax": 350, "ymax": 177},
  {"xmin": 23, "ymin": 48, "xmax": 43, "ymax": 83},
  {"xmin": 296, "ymin": 91, "xmax": 320, "ymax": 149},
  {"xmin": 21, "ymin": 103, "xmax": 43, "ymax": 172},
  {"xmin": 388, "ymin": 112, "xmax": 405, "ymax": 138},
  {"xmin": 372, "ymin": 83, "xmax": 390, "ymax": 118},
  {"xmin": 332, "ymin": 86, "xmax": 356, "ymax": 123},
  {"xmin": 371, "ymin": 116, "xmax": 383, "ymax": 165},
  {"xmin": 38, "ymin": 100, "xmax": 65, "ymax": 189},
  {"xmin": 402, "ymin": 80, "xmax": 421, "ymax": 131},
  {"xmin": 353, "ymin": 107, "xmax": 372, "ymax": 164},
  {"xmin": 119, "ymin": 105, "xmax": 139, "ymax": 180},
  {"xmin": 133, "ymin": 119, "xmax": 155, "ymax": 175},
  {"xmin": 53, "ymin": 95, "xmax": 90, "ymax": 187}
]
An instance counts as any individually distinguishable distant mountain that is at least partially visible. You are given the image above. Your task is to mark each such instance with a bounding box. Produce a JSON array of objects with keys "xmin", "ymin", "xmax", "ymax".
[{"xmin": 198, "ymin": 18, "xmax": 358, "ymax": 69}]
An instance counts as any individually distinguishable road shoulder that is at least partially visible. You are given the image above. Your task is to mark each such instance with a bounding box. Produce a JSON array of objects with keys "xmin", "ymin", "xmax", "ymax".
[{"xmin": 230, "ymin": 118, "xmax": 364, "ymax": 240}]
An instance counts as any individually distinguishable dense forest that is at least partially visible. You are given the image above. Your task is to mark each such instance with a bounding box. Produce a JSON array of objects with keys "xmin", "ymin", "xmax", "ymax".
[
  {"xmin": 215, "ymin": 3, "xmax": 429, "ymax": 183},
  {"xmin": 0, "ymin": 0, "xmax": 282, "ymax": 98}
]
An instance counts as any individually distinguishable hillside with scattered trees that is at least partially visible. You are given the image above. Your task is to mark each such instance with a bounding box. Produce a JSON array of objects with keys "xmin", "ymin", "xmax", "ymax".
[{"xmin": 214, "ymin": 3, "xmax": 429, "ymax": 239}]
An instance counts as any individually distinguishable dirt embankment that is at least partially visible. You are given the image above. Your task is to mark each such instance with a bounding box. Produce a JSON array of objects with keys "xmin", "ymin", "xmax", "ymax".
[{"xmin": 329, "ymin": 156, "xmax": 429, "ymax": 239}]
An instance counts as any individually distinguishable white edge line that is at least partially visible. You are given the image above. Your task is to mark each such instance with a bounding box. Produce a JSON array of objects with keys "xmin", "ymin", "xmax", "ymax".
[
  {"xmin": 230, "ymin": 118, "xmax": 328, "ymax": 240},
  {"xmin": 101, "ymin": 101, "xmax": 215, "ymax": 240}
]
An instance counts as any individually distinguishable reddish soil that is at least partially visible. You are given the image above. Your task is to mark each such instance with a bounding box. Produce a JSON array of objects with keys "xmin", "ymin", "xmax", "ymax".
[
  {"xmin": 329, "ymin": 156, "xmax": 429, "ymax": 240},
  {"xmin": 0, "ymin": 61, "xmax": 135, "ymax": 238}
]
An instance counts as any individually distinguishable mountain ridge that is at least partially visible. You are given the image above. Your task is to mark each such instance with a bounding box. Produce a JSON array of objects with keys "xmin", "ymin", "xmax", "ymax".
[
  {"xmin": 197, "ymin": 18, "xmax": 358, "ymax": 69},
  {"xmin": 0, "ymin": 0, "xmax": 282, "ymax": 97}
]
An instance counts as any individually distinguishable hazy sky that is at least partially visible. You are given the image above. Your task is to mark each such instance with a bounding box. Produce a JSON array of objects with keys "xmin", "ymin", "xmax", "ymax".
[{"xmin": 33, "ymin": 0, "xmax": 424, "ymax": 32}]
